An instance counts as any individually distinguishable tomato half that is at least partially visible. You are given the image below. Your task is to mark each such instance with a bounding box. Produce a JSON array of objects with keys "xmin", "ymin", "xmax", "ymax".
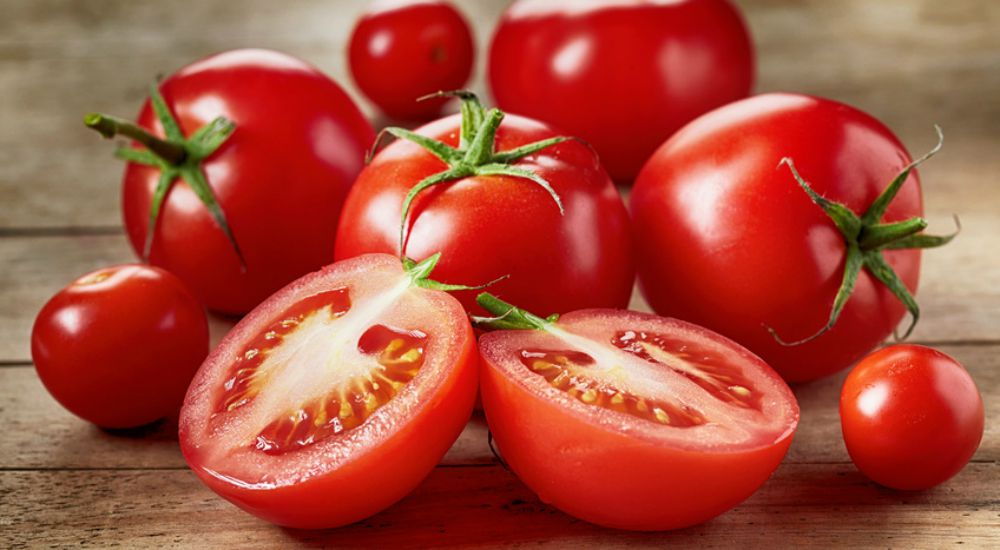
[
  {"xmin": 840, "ymin": 344, "xmax": 984, "ymax": 490},
  {"xmin": 477, "ymin": 298, "xmax": 798, "ymax": 530},
  {"xmin": 93, "ymin": 49, "xmax": 374, "ymax": 314},
  {"xmin": 31, "ymin": 264, "xmax": 208, "ymax": 428},
  {"xmin": 349, "ymin": 0, "xmax": 475, "ymax": 120},
  {"xmin": 334, "ymin": 94, "xmax": 634, "ymax": 317},
  {"xmin": 631, "ymin": 93, "xmax": 952, "ymax": 383},
  {"xmin": 488, "ymin": 0, "xmax": 754, "ymax": 183},
  {"xmin": 179, "ymin": 254, "xmax": 477, "ymax": 528}
]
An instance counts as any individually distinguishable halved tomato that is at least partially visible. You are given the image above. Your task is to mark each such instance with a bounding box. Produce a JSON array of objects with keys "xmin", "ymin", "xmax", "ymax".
[
  {"xmin": 179, "ymin": 254, "xmax": 477, "ymax": 528},
  {"xmin": 476, "ymin": 295, "xmax": 799, "ymax": 530}
]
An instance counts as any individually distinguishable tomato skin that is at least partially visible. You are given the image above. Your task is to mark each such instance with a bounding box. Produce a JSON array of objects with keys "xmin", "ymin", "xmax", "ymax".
[
  {"xmin": 334, "ymin": 114, "xmax": 635, "ymax": 317},
  {"xmin": 488, "ymin": 0, "xmax": 753, "ymax": 183},
  {"xmin": 31, "ymin": 264, "xmax": 208, "ymax": 429},
  {"xmin": 631, "ymin": 93, "xmax": 923, "ymax": 383},
  {"xmin": 479, "ymin": 309, "xmax": 798, "ymax": 530},
  {"xmin": 349, "ymin": 0, "xmax": 474, "ymax": 120},
  {"xmin": 179, "ymin": 254, "xmax": 478, "ymax": 528},
  {"xmin": 124, "ymin": 49, "xmax": 375, "ymax": 315},
  {"xmin": 840, "ymin": 345, "xmax": 984, "ymax": 491}
]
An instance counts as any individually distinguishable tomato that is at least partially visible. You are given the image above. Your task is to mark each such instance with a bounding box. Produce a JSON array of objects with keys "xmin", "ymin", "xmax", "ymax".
[
  {"xmin": 349, "ymin": 0, "xmax": 474, "ymax": 120},
  {"xmin": 86, "ymin": 48, "xmax": 375, "ymax": 314},
  {"xmin": 334, "ymin": 93, "xmax": 634, "ymax": 317},
  {"xmin": 31, "ymin": 264, "xmax": 208, "ymax": 429},
  {"xmin": 488, "ymin": 0, "xmax": 753, "ymax": 183},
  {"xmin": 179, "ymin": 253, "xmax": 477, "ymax": 528},
  {"xmin": 840, "ymin": 344, "xmax": 984, "ymax": 491},
  {"xmin": 631, "ymin": 93, "xmax": 954, "ymax": 383},
  {"xmin": 474, "ymin": 293, "xmax": 798, "ymax": 530}
]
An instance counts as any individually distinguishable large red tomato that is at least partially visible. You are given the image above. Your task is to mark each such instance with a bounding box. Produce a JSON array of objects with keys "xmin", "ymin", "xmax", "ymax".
[
  {"xmin": 334, "ymin": 93, "xmax": 634, "ymax": 317},
  {"xmin": 86, "ymin": 49, "xmax": 375, "ymax": 314},
  {"xmin": 488, "ymin": 0, "xmax": 754, "ymax": 183},
  {"xmin": 180, "ymin": 253, "xmax": 478, "ymax": 528},
  {"xmin": 349, "ymin": 0, "xmax": 475, "ymax": 120},
  {"xmin": 631, "ymin": 93, "xmax": 953, "ymax": 383},
  {"xmin": 475, "ymin": 293, "xmax": 798, "ymax": 530},
  {"xmin": 32, "ymin": 264, "xmax": 208, "ymax": 428}
]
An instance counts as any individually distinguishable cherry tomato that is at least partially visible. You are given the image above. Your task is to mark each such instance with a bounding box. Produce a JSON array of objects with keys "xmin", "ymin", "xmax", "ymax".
[
  {"xmin": 475, "ymin": 294, "xmax": 798, "ymax": 530},
  {"xmin": 349, "ymin": 0, "xmax": 474, "ymax": 120},
  {"xmin": 89, "ymin": 49, "xmax": 374, "ymax": 314},
  {"xmin": 334, "ymin": 94, "xmax": 634, "ymax": 317},
  {"xmin": 180, "ymin": 253, "xmax": 478, "ymax": 528},
  {"xmin": 488, "ymin": 0, "xmax": 753, "ymax": 183},
  {"xmin": 840, "ymin": 344, "xmax": 984, "ymax": 490},
  {"xmin": 31, "ymin": 264, "xmax": 209, "ymax": 429},
  {"xmin": 631, "ymin": 93, "xmax": 952, "ymax": 383}
]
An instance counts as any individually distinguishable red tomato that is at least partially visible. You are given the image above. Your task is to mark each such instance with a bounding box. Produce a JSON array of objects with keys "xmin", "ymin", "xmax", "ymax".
[
  {"xmin": 334, "ymin": 94, "xmax": 634, "ymax": 317},
  {"xmin": 179, "ymin": 253, "xmax": 478, "ymax": 528},
  {"xmin": 349, "ymin": 0, "xmax": 474, "ymax": 120},
  {"xmin": 840, "ymin": 344, "xmax": 984, "ymax": 490},
  {"xmin": 488, "ymin": 0, "xmax": 753, "ymax": 183},
  {"xmin": 631, "ymin": 93, "xmax": 953, "ymax": 383},
  {"xmin": 90, "ymin": 49, "xmax": 374, "ymax": 314},
  {"xmin": 31, "ymin": 264, "xmax": 208, "ymax": 429},
  {"xmin": 476, "ymin": 294, "xmax": 798, "ymax": 530}
]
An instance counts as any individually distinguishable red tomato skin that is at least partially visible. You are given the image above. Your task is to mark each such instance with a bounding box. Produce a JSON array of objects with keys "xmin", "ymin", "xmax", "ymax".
[
  {"xmin": 123, "ymin": 49, "xmax": 375, "ymax": 315},
  {"xmin": 179, "ymin": 254, "xmax": 478, "ymax": 528},
  {"xmin": 334, "ymin": 114, "xmax": 635, "ymax": 317},
  {"xmin": 349, "ymin": 0, "xmax": 474, "ymax": 120},
  {"xmin": 840, "ymin": 345, "xmax": 984, "ymax": 491},
  {"xmin": 631, "ymin": 93, "xmax": 923, "ymax": 383},
  {"xmin": 489, "ymin": 0, "xmax": 753, "ymax": 183},
  {"xmin": 478, "ymin": 310, "xmax": 798, "ymax": 531},
  {"xmin": 31, "ymin": 264, "xmax": 209, "ymax": 429}
]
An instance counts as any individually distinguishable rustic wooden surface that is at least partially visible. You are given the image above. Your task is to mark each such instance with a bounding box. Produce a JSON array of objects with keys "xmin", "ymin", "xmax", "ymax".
[{"xmin": 1, "ymin": 0, "xmax": 998, "ymax": 548}]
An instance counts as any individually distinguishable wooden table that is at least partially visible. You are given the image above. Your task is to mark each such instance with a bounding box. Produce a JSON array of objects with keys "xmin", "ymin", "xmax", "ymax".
[{"xmin": 2, "ymin": 1, "xmax": 998, "ymax": 547}]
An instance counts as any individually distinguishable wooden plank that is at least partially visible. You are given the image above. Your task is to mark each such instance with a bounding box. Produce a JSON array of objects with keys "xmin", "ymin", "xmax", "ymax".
[
  {"xmin": 3, "ymin": 343, "xmax": 996, "ymax": 470},
  {"xmin": 1, "ymin": 463, "xmax": 997, "ymax": 549}
]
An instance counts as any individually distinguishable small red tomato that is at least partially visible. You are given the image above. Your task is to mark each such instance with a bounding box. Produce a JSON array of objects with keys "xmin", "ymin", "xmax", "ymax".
[
  {"xmin": 31, "ymin": 264, "xmax": 209, "ymax": 429},
  {"xmin": 840, "ymin": 344, "xmax": 984, "ymax": 490},
  {"xmin": 349, "ymin": 0, "xmax": 475, "ymax": 120}
]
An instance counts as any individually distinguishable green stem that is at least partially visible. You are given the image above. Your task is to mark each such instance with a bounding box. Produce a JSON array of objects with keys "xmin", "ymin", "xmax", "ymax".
[{"xmin": 84, "ymin": 113, "xmax": 187, "ymax": 165}]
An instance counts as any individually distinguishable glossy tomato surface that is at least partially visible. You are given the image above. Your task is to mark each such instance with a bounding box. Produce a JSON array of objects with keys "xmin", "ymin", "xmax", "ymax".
[
  {"xmin": 488, "ymin": 0, "xmax": 753, "ymax": 183},
  {"xmin": 334, "ymin": 113, "xmax": 634, "ymax": 317},
  {"xmin": 479, "ymin": 309, "xmax": 798, "ymax": 530},
  {"xmin": 349, "ymin": 0, "xmax": 474, "ymax": 120},
  {"xmin": 31, "ymin": 264, "xmax": 208, "ymax": 428},
  {"xmin": 180, "ymin": 254, "xmax": 477, "ymax": 528},
  {"xmin": 124, "ymin": 49, "xmax": 374, "ymax": 314},
  {"xmin": 840, "ymin": 344, "xmax": 984, "ymax": 490},
  {"xmin": 631, "ymin": 93, "xmax": 924, "ymax": 383}
]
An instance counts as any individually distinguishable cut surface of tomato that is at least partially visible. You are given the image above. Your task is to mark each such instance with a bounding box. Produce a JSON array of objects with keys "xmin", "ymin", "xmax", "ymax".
[
  {"xmin": 479, "ymin": 308, "xmax": 798, "ymax": 530},
  {"xmin": 180, "ymin": 253, "xmax": 477, "ymax": 528}
]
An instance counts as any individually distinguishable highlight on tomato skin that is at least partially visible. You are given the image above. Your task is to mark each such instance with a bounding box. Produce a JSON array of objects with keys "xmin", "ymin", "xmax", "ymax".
[
  {"xmin": 478, "ymin": 307, "xmax": 799, "ymax": 531},
  {"xmin": 178, "ymin": 253, "xmax": 478, "ymax": 529}
]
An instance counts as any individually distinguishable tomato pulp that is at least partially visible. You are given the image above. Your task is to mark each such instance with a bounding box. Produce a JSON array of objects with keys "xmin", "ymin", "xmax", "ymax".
[
  {"xmin": 476, "ymin": 296, "xmax": 798, "ymax": 530},
  {"xmin": 180, "ymin": 254, "xmax": 477, "ymax": 528}
]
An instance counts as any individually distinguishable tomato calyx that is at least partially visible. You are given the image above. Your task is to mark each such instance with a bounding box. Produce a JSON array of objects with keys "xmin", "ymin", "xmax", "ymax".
[
  {"xmin": 768, "ymin": 126, "xmax": 958, "ymax": 346},
  {"xmin": 84, "ymin": 85, "xmax": 244, "ymax": 268},
  {"xmin": 402, "ymin": 252, "xmax": 507, "ymax": 292},
  {"xmin": 471, "ymin": 292, "xmax": 559, "ymax": 331},
  {"xmin": 367, "ymin": 91, "xmax": 571, "ymax": 256}
]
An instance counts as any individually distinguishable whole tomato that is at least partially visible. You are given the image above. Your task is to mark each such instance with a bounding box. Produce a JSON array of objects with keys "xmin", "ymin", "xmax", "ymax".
[
  {"xmin": 631, "ymin": 93, "xmax": 954, "ymax": 383},
  {"xmin": 840, "ymin": 344, "xmax": 983, "ymax": 490},
  {"xmin": 86, "ymin": 49, "xmax": 375, "ymax": 314},
  {"xmin": 349, "ymin": 0, "xmax": 475, "ymax": 120},
  {"xmin": 334, "ymin": 93, "xmax": 635, "ymax": 317},
  {"xmin": 488, "ymin": 0, "xmax": 754, "ymax": 183},
  {"xmin": 31, "ymin": 264, "xmax": 209, "ymax": 429}
]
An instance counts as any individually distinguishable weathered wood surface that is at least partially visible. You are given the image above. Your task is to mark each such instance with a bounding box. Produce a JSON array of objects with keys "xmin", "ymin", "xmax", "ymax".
[{"xmin": 1, "ymin": 0, "xmax": 998, "ymax": 548}]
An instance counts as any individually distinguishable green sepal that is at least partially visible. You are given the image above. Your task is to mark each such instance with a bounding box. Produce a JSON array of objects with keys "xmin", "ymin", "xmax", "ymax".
[
  {"xmin": 864, "ymin": 251, "xmax": 920, "ymax": 340},
  {"xmin": 471, "ymin": 292, "xmax": 556, "ymax": 332},
  {"xmin": 404, "ymin": 253, "xmax": 508, "ymax": 292},
  {"xmin": 178, "ymin": 165, "xmax": 245, "ymax": 269},
  {"xmin": 861, "ymin": 125, "xmax": 944, "ymax": 225}
]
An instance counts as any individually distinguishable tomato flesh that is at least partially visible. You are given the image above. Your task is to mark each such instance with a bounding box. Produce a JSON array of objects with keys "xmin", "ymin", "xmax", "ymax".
[
  {"xmin": 180, "ymin": 254, "xmax": 477, "ymax": 528},
  {"xmin": 480, "ymin": 309, "xmax": 798, "ymax": 530}
]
